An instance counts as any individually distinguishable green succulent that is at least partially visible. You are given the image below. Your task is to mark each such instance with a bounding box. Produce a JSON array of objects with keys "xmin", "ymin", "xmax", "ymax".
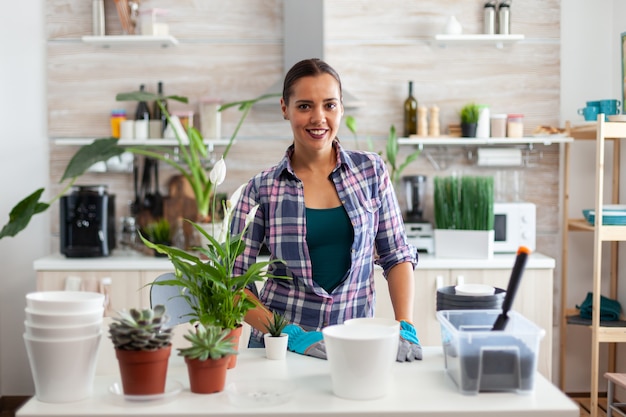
[
  {"xmin": 263, "ymin": 311, "xmax": 288, "ymax": 337},
  {"xmin": 109, "ymin": 305, "xmax": 173, "ymax": 351},
  {"xmin": 177, "ymin": 323, "xmax": 238, "ymax": 361}
]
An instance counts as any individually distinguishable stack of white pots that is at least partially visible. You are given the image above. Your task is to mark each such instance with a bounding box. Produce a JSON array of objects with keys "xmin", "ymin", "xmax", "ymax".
[{"xmin": 23, "ymin": 291, "xmax": 105, "ymax": 403}]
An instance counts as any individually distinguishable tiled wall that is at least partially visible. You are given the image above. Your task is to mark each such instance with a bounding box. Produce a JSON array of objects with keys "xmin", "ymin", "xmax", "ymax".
[{"xmin": 45, "ymin": 0, "xmax": 562, "ymax": 258}]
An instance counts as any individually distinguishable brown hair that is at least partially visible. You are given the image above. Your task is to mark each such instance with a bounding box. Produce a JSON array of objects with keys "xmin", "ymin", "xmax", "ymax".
[{"xmin": 282, "ymin": 58, "xmax": 343, "ymax": 105}]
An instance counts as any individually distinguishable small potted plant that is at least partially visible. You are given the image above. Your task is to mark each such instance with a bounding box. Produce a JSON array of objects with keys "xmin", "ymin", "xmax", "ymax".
[
  {"xmin": 142, "ymin": 218, "xmax": 171, "ymax": 256},
  {"xmin": 263, "ymin": 311, "xmax": 289, "ymax": 360},
  {"xmin": 460, "ymin": 102, "xmax": 480, "ymax": 137},
  {"xmin": 177, "ymin": 322, "xmax": 238, "ymax": 394},
  {"xmin": 108, "ymin": 305, "xmax": 173, "ymax": 395}
]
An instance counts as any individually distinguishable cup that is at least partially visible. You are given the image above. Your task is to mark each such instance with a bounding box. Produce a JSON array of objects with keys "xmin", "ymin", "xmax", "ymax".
[
  {"xmin": 578, "ymin": 106, "xmax": 599, "ymax": 121},
  {"xmin": 599, "ymin": 99, "xmax": 621, "ymax": 116},
  {"xmin": 120, "ymin": 120, "xmax": 134, "ymax": 140},
  {"xmin": 134, "ymin": 119, "xmax": 149, "ymax": 140},
  {"xmin": 322, "ymin": 324, "xmax": 397, "ymax": 400}
]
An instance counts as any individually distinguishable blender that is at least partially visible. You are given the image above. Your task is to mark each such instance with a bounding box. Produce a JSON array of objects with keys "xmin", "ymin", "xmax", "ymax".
[{"xmin": 402, "ymin": 175, "xmax": 434, "ymax": 253}]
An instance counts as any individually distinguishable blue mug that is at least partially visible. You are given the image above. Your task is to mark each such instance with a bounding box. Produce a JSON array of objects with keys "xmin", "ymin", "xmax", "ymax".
[
  {"xmin": 599, "ymin": 99, "xmax": 621, "ymax": 116},
  {"xmin": 578, "ymin": 106, "xmax": 599, "ymax": 121}
]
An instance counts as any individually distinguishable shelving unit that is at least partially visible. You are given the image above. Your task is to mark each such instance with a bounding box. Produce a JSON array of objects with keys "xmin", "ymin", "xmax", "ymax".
[
  {"xmin": 52, "ymin": 138, "xmax": 231, "ymax": 147},
  {"xmin": 81, "ymin": 35, "xmax": 178, "ymax": 48},
  {"xmin": 398, "ymin": 135, "xmax": 572, "ymax": 150},
  {"xmin": 559, "ymin": 118, "xmax": 626, "ymax": 417},
  {"xmin": 431, "ymin": 34, "xmax": 525, "ymax": 48}
]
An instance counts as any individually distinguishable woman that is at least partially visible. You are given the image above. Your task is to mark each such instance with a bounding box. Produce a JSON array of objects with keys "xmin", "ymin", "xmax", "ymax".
[{"xmin": 231, "ymin": 58, "xmax": 421, "ymax": 361}]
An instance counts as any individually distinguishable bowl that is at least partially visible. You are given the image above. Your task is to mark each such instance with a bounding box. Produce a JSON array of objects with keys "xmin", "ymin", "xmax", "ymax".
[
  {"xmin": 344, "ymin": 317, "xmax": 400, "ymax": 331},
  {"xmin": 24, "ymin": 331, "xmax": 102, "ymax": 403},
  {"xmin": 26, "ymin": 291, "xmax": 105, "ymax": 314},
  {"xmin": 25, "ymin": 307, "xmax": 104, "ymax": 327},
  {"xmin": 454, "ymin": 284, "xmax": 496, "ymax": 296},
  {"xmin": 24, "ymin": 320, "xmax": 102, "ymax": 339}
]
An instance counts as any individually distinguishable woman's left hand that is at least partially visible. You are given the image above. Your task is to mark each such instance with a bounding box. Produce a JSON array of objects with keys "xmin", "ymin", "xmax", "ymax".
[{"xmin": 397, "ymin": 320, "xmax": 422, "ymax": 362}]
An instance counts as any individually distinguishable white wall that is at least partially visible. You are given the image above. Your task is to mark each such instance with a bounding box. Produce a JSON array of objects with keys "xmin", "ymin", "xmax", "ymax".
[
  {"xmin": 0, "ymin": 0, "xmax": 49, "ymax": 394},
  {"xmin": 560, "ymin": 0, "xmax": 626, "ymax": 393}
]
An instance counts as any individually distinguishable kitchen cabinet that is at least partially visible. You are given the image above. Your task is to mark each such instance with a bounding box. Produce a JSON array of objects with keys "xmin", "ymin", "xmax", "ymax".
[
  {"xmin": 559, "ymin": 118, "xmax": 626, "ymax": 417},
  {"xmin": 373, "ymin": 255, "xmax": 555, "ymax": 379}
]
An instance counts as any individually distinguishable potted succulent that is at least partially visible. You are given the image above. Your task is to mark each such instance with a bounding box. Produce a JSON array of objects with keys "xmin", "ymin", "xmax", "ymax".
[
  {"xmin": 460, "ymin": 102, "xmax": 480, "ymax": 137},
  {"xmin": 140, "ymin": 181, "xmax": 288, "ymax": 369},
  {"xmin": 263, "ymin": 311, "xmax": 289, "ymax": 360},
  {"xmin": 108, "ymin": 305, "xmax": 173, "ymax": 395},
  {"xmin": 177, "ymin": 322, "xmax": 238, "ymax": 394},
  {"xmin": 433, "ymin": 175, "xmax": 495, "ymax": 259}
]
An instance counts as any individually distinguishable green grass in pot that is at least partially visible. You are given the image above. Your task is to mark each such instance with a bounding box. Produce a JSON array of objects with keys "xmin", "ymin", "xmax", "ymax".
[
  {"xmin": 433, "ymin": 175, "xmax": 494, "ymax": 231},
  {"xmin": 143, "ymin": 218, "xmax": 171, "ymax": 244},
  {"xmin": 460, "ymin": 103, "xmax": 480, "ymax": 125}
]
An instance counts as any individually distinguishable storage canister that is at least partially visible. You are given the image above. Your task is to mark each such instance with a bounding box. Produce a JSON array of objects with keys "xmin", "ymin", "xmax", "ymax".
[
  {"xmin": 490, "ymin": 114, "xmax": 507, "ymax": 138},
  {"xmin": 483, "ymin": 1, "xmax": 496, "ymax": 35},
  {"xmin": 110, "ymin": 109, "xmax": 127, "ymax": 139},
  {"xmin": 199, "ymin": 98, "xmax": 222, "ymax": 140},
  {"xmin": 475, "ymin": 105, "xmax": 490, "ymax": 138},
  {"xmin": 506, "ymin": 114, "xmax": 524, "ymax": 138}
]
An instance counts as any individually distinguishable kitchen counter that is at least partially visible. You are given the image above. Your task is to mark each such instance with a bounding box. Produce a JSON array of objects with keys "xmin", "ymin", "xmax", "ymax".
[
  {"xmin": 17, "ymin": 347, "xmax": 577, "ymax": 417},
  {"xmin": 33, "ymin": 251, "xmax": 555, "ymax": 271}
]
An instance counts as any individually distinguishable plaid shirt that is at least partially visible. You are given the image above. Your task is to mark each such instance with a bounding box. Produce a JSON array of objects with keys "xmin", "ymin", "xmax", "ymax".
[{"xmin": 231, "ymin": 141, "xmax": 417, "ymax": 343}]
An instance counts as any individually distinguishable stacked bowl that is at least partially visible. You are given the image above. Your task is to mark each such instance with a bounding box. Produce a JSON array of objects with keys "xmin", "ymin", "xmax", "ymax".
[
  {"xmin": 436, "ymin": 284, "xmax": 506, "ymax": 311},
  {"xmin": 23, "ymin": 291, "xmax": 105, "ymax": 403}
]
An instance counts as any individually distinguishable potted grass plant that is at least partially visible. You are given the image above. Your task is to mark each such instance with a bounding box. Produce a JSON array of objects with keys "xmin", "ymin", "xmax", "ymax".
[
  {"xmin": 263, "ymin": 311, "xmax": 289, "ymax": 360},
  {"xmin": 460, "ymin": 103, "xmax": 480, "ymax": 138},
  {"xmin": 142, "ymin": 218, "xmax": 171, "ymax": 256},
  {"xmin": 108, "ymin": 305, "xmax": 173, "ymax": 396},
  {"xmin": 433, "ymin": 175, "xmax": 494, "ymax": 258},
  {"xmin": 177, "ymin": 323, "xmax": 238, "ymax": 394}
]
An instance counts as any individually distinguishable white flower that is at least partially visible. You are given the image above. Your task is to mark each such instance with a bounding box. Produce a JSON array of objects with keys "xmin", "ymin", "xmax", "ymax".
[
  {"xmin": 245, "ymin": 205, "xmax": 259, "ymax": 228},
  {"xmin": 228, "ymin": 183, "xmax": 246, "ymax": 208},
  {"xmin": 209, "ymin": 157, "xmax": 226, "ymax": 186}
]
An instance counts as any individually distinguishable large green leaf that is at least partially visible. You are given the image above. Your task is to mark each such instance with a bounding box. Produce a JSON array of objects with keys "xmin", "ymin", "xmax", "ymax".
[
  {"xmin": 115, "ymin": 91, "xmax": 189, "ymax": 104},
  {"xmin": 61, "ymin": 138, "xmax": 126, "ymax": 181},
  {"xmin": 0, "ymin": 189, "xmax": 49, "ymax": 239}
]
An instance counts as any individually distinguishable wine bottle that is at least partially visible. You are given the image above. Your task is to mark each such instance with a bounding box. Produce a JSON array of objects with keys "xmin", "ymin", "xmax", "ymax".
[
  {"xmin": 153, "ymin": 81, "xmax": 168, "ymax": 135},
  {"xmin": 403, "ymin": 81, "xmax": 418, "ymax": 137},
  {"xmin": 134, "ymin": 84, "xmax": 151, "ymax": 121}
]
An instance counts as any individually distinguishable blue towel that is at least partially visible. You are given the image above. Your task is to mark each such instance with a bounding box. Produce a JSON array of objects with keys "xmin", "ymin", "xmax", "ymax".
[{"xmin": 576, "ymin": 292, "xmax": 622, "ymax": 321}]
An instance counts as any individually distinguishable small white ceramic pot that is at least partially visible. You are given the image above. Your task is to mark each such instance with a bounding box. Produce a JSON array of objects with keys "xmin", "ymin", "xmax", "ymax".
[{"xmin": 263, "ymin": 333, "xmax": 288, "ymax": 360}]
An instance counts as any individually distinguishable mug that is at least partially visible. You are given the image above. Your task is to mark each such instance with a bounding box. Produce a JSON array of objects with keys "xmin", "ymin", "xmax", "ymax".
[
  {"xmin": 599, "ymin": 99, "xmax": 621, "ymax": 116},
  {"xmin": 578, "ymin": 106, "xmax": 599, "ymax": 121}
]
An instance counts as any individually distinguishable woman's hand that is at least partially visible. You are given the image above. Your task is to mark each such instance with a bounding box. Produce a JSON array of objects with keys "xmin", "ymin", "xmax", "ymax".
[
  {"xmin": 397, "ymin": 320, "xmax": 422, "ymax": 362},
  {"xmin": 283, "ymin": 324, "xmax": 327, "ymax": 359}
]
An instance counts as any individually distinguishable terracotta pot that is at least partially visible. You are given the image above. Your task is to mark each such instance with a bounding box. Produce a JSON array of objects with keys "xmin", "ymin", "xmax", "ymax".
[
  {"xmin": 115, "ymin": 345, "xmax": 171, "ymax": 395},
  {"xmin": 226, "ymin": 325, "xmax": 243, "ymax": 369},
  {"xmin": 185, "ymin": 356, "xmax": 230, "ymax": 394}
]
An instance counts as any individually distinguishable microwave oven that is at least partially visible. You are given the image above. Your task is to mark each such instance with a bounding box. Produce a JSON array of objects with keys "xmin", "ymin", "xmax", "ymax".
[{"xmin": 493, "ymin": 202, "xmax": 536, "ymax": 253}]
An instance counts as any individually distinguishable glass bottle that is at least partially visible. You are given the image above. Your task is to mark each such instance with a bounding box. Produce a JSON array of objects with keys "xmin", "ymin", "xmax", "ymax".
[
  {"xmin": 483, "ymin": 1, "xmax": 496, "ymax": 35},
  {"xmin": 403, "ymin": 81, "xmax": 418, "ymax": 137},
  {"xmin": 153, "ymin": 81, "xmax": 168, "ymax": 136},
  {"xmin": 498, "ymin": 2, "xmax": 511, "ymax": 35}
]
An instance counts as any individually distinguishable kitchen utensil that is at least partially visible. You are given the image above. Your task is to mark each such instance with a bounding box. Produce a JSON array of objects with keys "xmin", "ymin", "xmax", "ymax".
[
  {"xmin": 141, "ymin": 158, "xmax": 155, "ymax": 211},
  {"xmin": 131, "ymin": 160, "xmax": 140, "ymax": 215},
  {"xmin": 151, "ymin": 159, "xmax": 163, "ymax": 217},
  {"xmin": 492, "ymin": 246, "xmax": 531, "ymax": 330}
]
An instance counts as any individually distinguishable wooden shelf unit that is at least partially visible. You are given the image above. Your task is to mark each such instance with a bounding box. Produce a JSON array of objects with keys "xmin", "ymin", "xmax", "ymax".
[{"xmin": 559, "ymin": 117, "xmax": 626, "ymax": 417}]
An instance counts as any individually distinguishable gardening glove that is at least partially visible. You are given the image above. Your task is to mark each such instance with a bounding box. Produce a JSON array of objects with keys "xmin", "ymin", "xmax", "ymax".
[
  {"xmin": 283, "ymin": 324, "xmax": 327, "ymax": 360},
  {"xmin": 397, "ymin": 320, "xmax": 423, "ymax": 362}
]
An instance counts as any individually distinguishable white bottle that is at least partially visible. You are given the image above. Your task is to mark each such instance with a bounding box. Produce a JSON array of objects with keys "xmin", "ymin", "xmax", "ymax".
[{"xmin": 476, "ymin": 105, "xmax": 490, "ymax": 138}]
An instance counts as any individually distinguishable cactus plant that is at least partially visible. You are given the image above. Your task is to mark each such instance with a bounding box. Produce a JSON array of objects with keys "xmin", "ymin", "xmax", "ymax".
[
  {"xmin": 178, "ymin": 323, "xmax": 238, "ymax": 361},
  {"xmin": 108, "ymin": 305, "xmax": 173, "ymax": 351},
  {"xmin": 263, "ymin": 311, "xmax": 288, "ymax": 337}
]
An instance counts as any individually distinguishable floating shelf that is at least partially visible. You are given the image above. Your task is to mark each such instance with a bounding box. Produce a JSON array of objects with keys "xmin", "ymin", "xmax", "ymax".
[
  {"xmin": 398, "ymin": 135, "xmax": 572, "ymax": 149},
  {"xmin": 53, "ymin": 138, "xmax": 230, "ymax": 147},
  {"xmin": 431, "ymin": 34, "xmax": 525, "ymax": 48},
  {"xmin": 81, "ymin": 35, "xmax": 179, "ymax": 48}
]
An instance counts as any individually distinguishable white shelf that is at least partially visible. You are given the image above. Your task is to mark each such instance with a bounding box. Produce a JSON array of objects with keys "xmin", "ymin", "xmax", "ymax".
[
  {"xmin": 398, "ymin": 135, "xmax": 572, "ymax": 149},
  {"xmin": 53, "ymin": 138, "xmax": 231, "ymax": 147},
  {"xmin": 431, "ymin": 34, "xmax": 525, "ymax": 48},
  {"xmin": 81, "ymin": 35, "xmax": 179, "ymax": 48}
]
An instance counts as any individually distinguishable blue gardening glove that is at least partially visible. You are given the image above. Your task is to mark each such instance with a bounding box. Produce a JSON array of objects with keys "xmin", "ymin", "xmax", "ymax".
[
  {"xmin": 283, "ymin": 324, "xmax": 327, "ymax": 359},
  {"xmin": 397, "ymin": 320, "xmax": 423, "ymax": 362}
]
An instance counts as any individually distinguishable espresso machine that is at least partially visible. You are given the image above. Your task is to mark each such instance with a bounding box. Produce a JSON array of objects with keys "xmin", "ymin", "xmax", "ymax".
[{"xmin": 402, "ymin": 175, "xmax": 434, "ymax": 254}]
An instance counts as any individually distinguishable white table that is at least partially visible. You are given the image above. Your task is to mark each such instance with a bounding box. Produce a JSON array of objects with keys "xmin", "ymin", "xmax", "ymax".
[{"xmin": 17, "ymin": 347, "xmax": 578, "ymax": 417}]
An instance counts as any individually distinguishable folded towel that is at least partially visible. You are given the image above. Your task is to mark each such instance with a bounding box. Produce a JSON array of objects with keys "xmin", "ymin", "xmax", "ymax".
[{"xmin": 576, "ymin": 292, "xmax": 622, "ymax": 321}]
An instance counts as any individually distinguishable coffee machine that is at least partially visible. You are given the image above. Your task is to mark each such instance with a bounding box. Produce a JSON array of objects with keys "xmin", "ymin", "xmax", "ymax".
[
  {"xmin": 402, "ymin": 175, "xmax": 434, "ymax": 254},
  {"xmin": 60, "ymin": 185, "xmax": 116, "ymax": 258}
]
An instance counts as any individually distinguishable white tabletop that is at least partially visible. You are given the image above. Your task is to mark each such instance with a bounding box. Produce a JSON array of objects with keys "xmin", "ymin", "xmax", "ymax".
[{"xmin": 17, "ymin": 347, "xmax": 577, "ymax": 417}]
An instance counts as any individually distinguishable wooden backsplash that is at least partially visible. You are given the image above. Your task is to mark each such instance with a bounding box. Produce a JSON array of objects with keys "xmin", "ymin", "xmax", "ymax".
[{"xmin": 45, "ymin": 0, "xmax": 562, "ymax": 259}]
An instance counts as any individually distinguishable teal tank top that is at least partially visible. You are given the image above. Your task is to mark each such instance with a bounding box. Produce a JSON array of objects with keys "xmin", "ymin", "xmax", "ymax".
[{"xmin": 306, "ymin": 206, "xmax": 354, "ymax": 293}]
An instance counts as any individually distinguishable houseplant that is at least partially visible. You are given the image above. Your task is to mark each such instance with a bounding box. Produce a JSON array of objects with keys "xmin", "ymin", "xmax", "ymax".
[
  {"xmin": 140, "ymin": 181, "xmax": 289, "ymax": 368},
  {"xmin": 142, "ymin": 218, "xmax": 171, "ymax": 256},
  {"xmin": 263, "ymin": 310, "xmax": 289, "ymax": 360},
  {"xmin": 108, "ymin": 305, "xmax": 174, "ymax": 395},
  {"xmin": 177, "ymin": 322, "xmax": 238, "ymax": 394},
  {"xmin": 0, "ymin": 91, "xmax": 280, "ymax": 240},
  {"xmin": 460, "ymin": 102, "xmax": 480, "ymax": 137},
  {"xmin": 433, "ymin": 175, "xmax": 494, "ymax": 258}
]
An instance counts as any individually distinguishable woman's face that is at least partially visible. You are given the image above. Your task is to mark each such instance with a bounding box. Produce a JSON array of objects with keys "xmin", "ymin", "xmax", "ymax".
[{"xmin": 281, "ymin": 73, "xmax": 343, "ymax": 152}]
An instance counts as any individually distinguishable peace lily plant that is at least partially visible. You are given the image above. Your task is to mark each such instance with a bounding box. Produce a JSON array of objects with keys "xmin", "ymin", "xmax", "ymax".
[{"xmin": 0, "ymin": 91, "xmax": 279, "ymax": 240}]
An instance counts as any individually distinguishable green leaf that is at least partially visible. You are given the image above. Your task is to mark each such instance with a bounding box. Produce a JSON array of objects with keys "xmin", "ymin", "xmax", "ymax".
[
  {"xmin": 345, "ymin": 115, "xmax": 357, "ymax": 135},
  {"xmin": 218, "ymin": 93, "xmax": 280, "ymax": 112},
  {"xmin": 0, "ymin": 189, "xmax": 49, "ymax": 239},
  {"xmin": 61, "ymin": 138, "xmax": 125, "ymax": 181},
  {"xmin": 116, "ymin": 91, "xmax": 189, "ymax": 104}
]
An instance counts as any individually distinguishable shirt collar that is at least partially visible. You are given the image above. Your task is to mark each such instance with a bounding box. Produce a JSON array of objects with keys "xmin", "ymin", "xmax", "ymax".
[{"xmin": 276, "ymin": 140, "xmax": 356, "ymax": 179}]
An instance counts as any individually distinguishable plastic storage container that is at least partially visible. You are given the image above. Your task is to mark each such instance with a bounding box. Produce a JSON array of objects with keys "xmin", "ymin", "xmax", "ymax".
[
  {"xmin": 436, "ymin": 309, "xmax": 545, "ymax": 395},
  {"xmin": 506, "ymin": 114, "xmax": 524, "ymax": 138}
]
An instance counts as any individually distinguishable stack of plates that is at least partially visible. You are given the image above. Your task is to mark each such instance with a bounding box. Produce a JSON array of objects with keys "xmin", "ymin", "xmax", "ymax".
[
  {"xmin": 436, "ymin": 286, "xmax": 506, "ymax": 311},
  {"xmin": 582, "ymin": 205, "xmax": 626, "ymax": 226}
]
